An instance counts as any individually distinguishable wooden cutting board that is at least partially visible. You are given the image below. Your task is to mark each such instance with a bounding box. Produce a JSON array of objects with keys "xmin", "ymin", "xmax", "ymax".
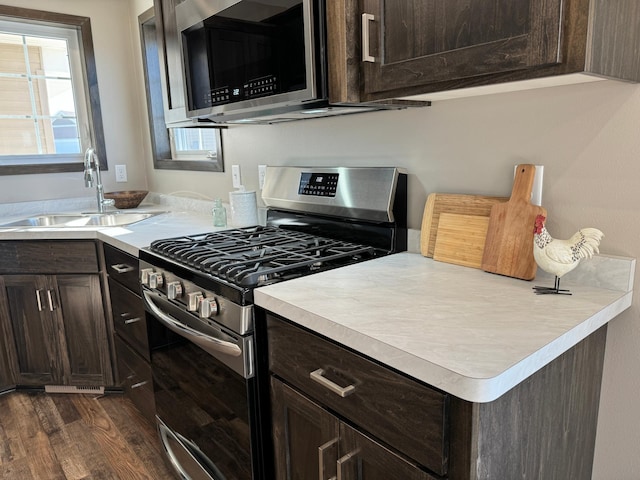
[
  {"xmin": 420, "ymin": 193, "xmax": 508, "ymax": 257},
  {"xmin": 433, "ymin": 213, "xmax": 490, "ymax": 268},
  {"xmin": 481, "ymin": 164, "xmax": 547, "ymax": 280}
]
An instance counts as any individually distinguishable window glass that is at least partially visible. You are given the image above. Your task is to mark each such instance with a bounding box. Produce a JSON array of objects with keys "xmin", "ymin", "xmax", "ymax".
[{"xmin": 0, "ymin": 7, "xmax": 105, "ymax": 174}]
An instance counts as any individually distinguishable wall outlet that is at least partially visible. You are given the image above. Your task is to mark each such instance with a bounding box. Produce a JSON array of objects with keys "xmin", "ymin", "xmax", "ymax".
[
  {"xmin": 231, "ymin": 164, "xmax": 242, "ymax": 188},
  {"xmin": 258, "ymin": 164, "xmax": 267, "ymax": 189},
  {"xmin": 514, "ymin": 164, "xmax": 543, "ymax": 206},
  {"xmin": 115, "ymin": 164, "xmax": 127, "ymax": 183}
]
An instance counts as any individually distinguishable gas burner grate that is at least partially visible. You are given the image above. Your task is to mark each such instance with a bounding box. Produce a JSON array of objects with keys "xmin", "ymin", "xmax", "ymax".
[{"xmin": 149, "ymin": 227, "xmax": 378, "ymax": 288}]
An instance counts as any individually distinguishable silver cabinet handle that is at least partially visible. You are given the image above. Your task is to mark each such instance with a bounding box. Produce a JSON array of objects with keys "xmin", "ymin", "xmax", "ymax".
[
  {"xmin": 310, "ymin": 369, "xmax": 356, "ymax": 397},
  {"xmin": 47, "ymin": 289, "xmax": 56, "ymax": 311},
  {"xmin": 35, "ymin": 289, "xmax": 43, "ymax": 311},
  {"xmin": 337, "ymin": 450, "xmax": 360, "ymax": 480},
  {"xmin": 111, "ymin": 263, "xmax": 134, "ymax": 274},
  {"xmin": 120, "ymin": 313, "xmax": 142, "ymax": 324},
  {"xmin": 130, "ymin": 380, "xmax": 148, "ymax": 389},
  {"xmin": 318, "ymin": 438, "xmax": 338, "ymax": 480},
  {"xmin": 361, "ymin": 13, "xmax": 375, "ymax": 62}
]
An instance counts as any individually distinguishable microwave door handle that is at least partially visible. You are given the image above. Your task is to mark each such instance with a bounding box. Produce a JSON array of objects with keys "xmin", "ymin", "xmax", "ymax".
[{"xmin": 143, "ymin": 290, "xmax": 242, "ymax": 357}]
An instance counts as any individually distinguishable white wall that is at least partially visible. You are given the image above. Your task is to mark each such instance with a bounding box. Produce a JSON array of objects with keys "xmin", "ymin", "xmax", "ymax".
[{"xmin": 4, "ymin": 2, "xmax": 640, "ymax": 478}]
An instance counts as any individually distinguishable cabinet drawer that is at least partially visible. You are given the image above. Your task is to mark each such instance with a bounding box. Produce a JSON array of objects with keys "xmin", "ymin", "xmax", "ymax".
[
  {"xmin": 267, "ymin": 315, "xmax": 449, "ymax": 476},
  {"xmin": 0, "ymin": 241, "xmax": 98, "ymax": 273},
  {"xmin": 103, "ymin": 243, "xmax": 140, "ymax": 293},
  {"xmin": 115, "ymin": 336, "xmax": 155, "ymax": 425},
  {"xmin": 109, "ymin": 278, "xmax": 150, "ymax": 361}
]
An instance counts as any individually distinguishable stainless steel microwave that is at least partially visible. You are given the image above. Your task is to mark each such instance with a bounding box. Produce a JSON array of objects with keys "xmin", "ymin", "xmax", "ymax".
[{"xmin": 175, "ymin": 0, "xmax": 392, "ymax": 123}]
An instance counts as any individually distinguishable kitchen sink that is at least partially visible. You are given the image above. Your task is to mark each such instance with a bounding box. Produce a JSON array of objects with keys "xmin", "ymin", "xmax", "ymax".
[{"xmin": 0, "ymin": 211, "xmax": 162, "ymax": 228}]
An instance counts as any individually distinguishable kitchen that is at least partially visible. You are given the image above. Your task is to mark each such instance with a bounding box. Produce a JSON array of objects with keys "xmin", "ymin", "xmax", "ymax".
[{"xmin": 0, "ymin": 0, "xmax": 639, "ymax": 479}]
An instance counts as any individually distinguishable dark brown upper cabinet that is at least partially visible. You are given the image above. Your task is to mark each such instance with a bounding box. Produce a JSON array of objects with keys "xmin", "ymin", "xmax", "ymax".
[{"xmin": 328, "ymin": 0, "xmax": 640, "ymax": 104}]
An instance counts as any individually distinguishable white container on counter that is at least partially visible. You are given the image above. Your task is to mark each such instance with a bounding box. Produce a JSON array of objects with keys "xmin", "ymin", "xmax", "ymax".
[{"xmin": 228, "ymin": 189, "xmax": 258, "ymax": 227}]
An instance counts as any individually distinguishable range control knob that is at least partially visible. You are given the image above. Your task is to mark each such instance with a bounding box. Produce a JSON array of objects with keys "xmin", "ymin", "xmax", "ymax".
[
  {"xmin": 187, "ymin": 292, "xmax": 204, "ymax": 312},
  {"xmin": 199, "ymin": 298, "xmax": 219, "ymax": 318},
  {"xmin": 148, "ymin": 272, "xmax": 164, "ymax": 289},
  {"xmin": 167, "ymin": 281, "xmax": 183, "ymax": 300},
  {"xmin": 140, "ymin": 268, "xmax": 154, "ymax": 286}
]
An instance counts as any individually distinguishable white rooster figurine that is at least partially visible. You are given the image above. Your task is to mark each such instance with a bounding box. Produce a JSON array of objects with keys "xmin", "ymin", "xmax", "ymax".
[{"xmin": 532, "ymin": 215, "xmax": 604, "ymax": 295}]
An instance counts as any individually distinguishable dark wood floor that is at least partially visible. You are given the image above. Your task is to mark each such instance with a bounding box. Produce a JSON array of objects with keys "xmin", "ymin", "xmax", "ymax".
[{"xmin": 0, "ymin": 391, "xmax": 176, "ymax": 479}]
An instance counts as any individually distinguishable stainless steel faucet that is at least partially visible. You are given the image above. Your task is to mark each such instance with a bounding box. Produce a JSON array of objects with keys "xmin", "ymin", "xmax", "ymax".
[{"xmin": 84, "ymin": 147, "xmax": 115, "ymax": 213}]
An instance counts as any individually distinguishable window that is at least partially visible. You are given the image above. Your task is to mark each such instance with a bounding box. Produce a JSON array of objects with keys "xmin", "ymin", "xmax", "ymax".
[
  {"xmin": 139, "ymin": 8, "xmax": 223, "ymax": 172},
  {"xmin": 0, "ymin": 6, "xmax": 105, "ymax": 175}
]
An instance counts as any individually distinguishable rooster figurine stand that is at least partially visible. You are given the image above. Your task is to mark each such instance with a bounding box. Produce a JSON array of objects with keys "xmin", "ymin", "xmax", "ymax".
[{"xmin": 532, "ymin": 215, "xmax": 604, "ymax": 295}]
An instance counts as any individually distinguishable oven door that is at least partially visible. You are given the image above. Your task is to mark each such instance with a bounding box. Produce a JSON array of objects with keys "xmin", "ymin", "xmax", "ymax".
[{"xmin": 143, "ymin": 288, "xmax": 260, "ymax": 480}]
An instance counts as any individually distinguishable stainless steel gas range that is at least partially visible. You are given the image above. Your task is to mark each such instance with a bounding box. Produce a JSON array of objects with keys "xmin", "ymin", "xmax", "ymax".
[{"xmin": 138, "ymin": 166, "xmax": 407, "ymax": 480}]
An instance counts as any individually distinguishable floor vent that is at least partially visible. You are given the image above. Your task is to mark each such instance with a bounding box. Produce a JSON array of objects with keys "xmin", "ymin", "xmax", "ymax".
[{"xmin": 44, "ymin": 385, "xmax": 105, "ymax": 395}]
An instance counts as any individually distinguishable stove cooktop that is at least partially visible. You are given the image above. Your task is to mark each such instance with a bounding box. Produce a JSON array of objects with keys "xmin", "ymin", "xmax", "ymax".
[{"xmin": 148, "ymin": 226, "xmax": 378, "ymax": 289}]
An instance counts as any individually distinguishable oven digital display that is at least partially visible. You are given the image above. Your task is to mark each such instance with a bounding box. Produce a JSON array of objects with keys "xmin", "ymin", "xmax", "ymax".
[{"xmin": 298, "ymin": 172, "xmax": 339, "ymax": 197}]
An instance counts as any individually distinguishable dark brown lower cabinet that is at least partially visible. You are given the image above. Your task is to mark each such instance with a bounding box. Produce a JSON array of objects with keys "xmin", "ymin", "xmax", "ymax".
[
  {"xmin": 0, "ymin": 273, "xmax": 112, "ymax": 387},
  {"xmin": 271, "ymin": 377, "xmax": 436, "ymax": 480},
  {"xmin": 0, "ymin": 240, "xmax": 114, "ymax": 389},
  {"xmin": 266, "ymin": 313, "xmax": 608, "ymax": 480},
  {"xmin": 103, "ymin": 242, "xmax": 155, "ymax": 424}
]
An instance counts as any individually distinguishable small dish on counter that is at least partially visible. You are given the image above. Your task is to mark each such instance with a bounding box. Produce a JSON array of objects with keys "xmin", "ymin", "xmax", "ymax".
[{"xmin": 103, "ymin": 190, "xmax": 149, "ymax": 209}]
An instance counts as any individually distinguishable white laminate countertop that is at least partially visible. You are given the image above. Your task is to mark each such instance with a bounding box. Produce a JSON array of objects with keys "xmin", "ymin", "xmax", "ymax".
[
  {"xmin": 1, "ymin": 196, "xmax": 634, "ymax": 403},
  {"xmin": 254, "ymin": 252, "xmax": 635, "ymax": 403},
  {"xmin": 0, "ymin": 196, "xmax": 221, "ymax": 255}
]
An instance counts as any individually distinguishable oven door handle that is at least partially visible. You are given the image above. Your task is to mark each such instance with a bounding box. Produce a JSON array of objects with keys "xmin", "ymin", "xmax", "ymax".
[{"xmin": 143, "ymin": 290, "xmax": 242, "ymax": 357}]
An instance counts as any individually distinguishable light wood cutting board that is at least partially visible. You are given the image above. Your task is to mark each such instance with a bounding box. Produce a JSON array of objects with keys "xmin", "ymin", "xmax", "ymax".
[
  {"xmin": 433, "ymin": 213, "xmax": 490, "ymax": 268},
  {"xmin": 481, "ymin": 164, "xmax": 547, "ymax": 280},
  {"xmin": 420, "ymin": 193, "xmax": 508, "ymax": 258}
]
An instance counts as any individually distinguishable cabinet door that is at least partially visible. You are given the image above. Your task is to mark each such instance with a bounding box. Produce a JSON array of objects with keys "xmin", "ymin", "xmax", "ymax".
[
  {"xmin": 0, "ymin": 275, "xmax": 60, "ymax": 385},
  {"xmin": 0, "ymin": 316, "xmax": 15, "ymax": 391},
  {"xmin": 271, "ymin": 377, "xmax": 340, "ymax": 480},
  {"xmin": 0, "ymin": 352, "xmax": 13, "ymax": 392},
  {"xmin": 55, "ymin": 274, "xmax": 113, "ymax": 386},
  {"xmin": 361, "ymin": 0, "xmax": 563, "ymax": 95},
  {"xmin": 339, "ymin": 423, "xmax": 438, "ymax": 480}
]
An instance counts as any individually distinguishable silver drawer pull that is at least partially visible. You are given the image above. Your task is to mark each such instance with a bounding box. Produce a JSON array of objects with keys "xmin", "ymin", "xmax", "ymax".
[
  {"xmin": 310, "ymin": 369, "xmax": 356, "ymax": 397},
  {"xmin": 130, "ymin": 380, "xmax": 148, "ymax": 389},
  {"xmin": 111, "ymin": 263, "xmax": 135, "ymax": 274},
  {"xmin": 123, "ymin": 316, "xmax": 142, "ymax": 325}
]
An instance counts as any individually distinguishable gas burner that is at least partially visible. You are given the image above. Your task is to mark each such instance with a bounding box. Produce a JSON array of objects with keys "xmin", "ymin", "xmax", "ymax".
[{"xmin": 149, "ymin": 227, "xmax": 378, "ymax": 288}]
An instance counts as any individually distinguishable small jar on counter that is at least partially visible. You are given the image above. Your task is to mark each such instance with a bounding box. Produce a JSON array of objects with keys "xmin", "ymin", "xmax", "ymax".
[{"xmin": 212, "ymin": 199, "xmax": 227, "ymax": 227}]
